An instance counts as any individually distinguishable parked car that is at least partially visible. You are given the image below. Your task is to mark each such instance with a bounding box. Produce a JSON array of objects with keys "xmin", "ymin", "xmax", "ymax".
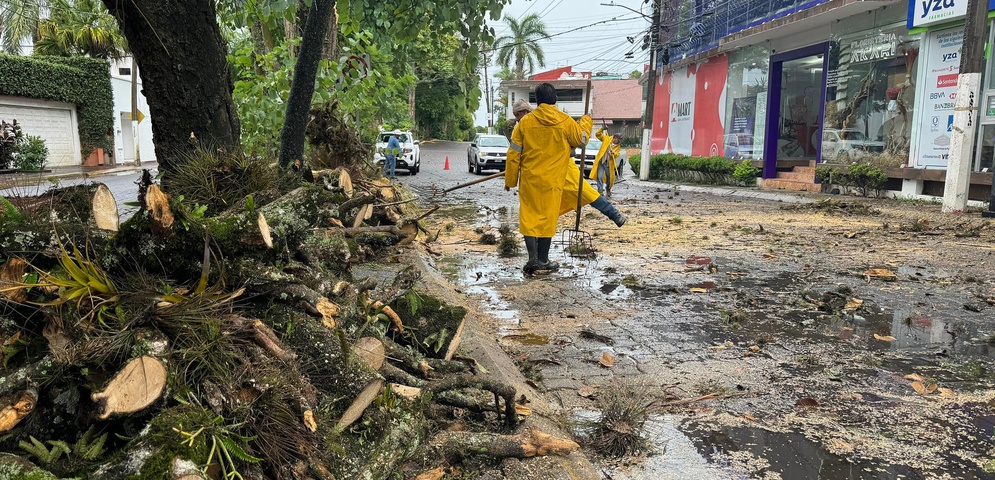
[
  {"xmin": 724, "ymin": 134, "xmax": 755, "ymax": 159},
  {"xmin": 572, "ymin": 138, "xmax": 603, "ymax": 175},
  {"xmin": 820, "ymin": 128, "xmax": 885, "ymax": 162},
  {"xmin": 467, "ymin": 134, "xmax": 510, "ymax": 174},
  {"xmin": 373, "ymin": 130, "xmax": 420, "ymax": 174}
]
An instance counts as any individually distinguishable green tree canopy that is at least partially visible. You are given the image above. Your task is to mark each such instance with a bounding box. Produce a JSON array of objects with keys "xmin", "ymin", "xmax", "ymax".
[
  {"xmin": 0, "ymin": 0, "xmax": 40, "ymax": 54},
  {"xmin": 492, "ymin": 13, "xmax": 548, "ymax": 79},
  {"xmin": 35, "ymin": 0, "xmax": 127, "ymax": 59}
]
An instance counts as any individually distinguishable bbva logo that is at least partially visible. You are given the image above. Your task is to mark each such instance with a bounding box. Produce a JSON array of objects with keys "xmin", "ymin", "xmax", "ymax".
[{"xmin": 921, "ymin": 0, "xmax": 956, "ymax": 18}]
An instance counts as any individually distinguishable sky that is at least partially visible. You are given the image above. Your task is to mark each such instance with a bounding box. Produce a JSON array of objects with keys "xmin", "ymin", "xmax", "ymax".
[{"xmin": 474, "ymin": 0, "xmax": 653, "ymax": 127}]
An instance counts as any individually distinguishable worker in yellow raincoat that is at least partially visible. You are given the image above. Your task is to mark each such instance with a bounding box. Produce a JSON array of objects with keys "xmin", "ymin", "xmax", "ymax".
[
  {"xmin": 506, "ymin": 88, "xmax": 625, "ymax": 276},
  {"xmin": 589, "ymin": 127, "xmax": 622, "ymax": 197},
  {"xmin": 511, "ymin": 99, "xmax": 626, "ymax": 227}
]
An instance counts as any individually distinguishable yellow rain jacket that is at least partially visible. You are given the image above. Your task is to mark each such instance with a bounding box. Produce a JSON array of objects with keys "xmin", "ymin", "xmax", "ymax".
[
  {"xmin": 560, "ymin": 162, "xmax": 600, "ymax": 216},
  {"xmin": 506, "ymin": 105, "xmax": 591, "ymax": 237},
  {"xmin": 589, "ymin": 128, "xmax": 621, "ymax": 188}
]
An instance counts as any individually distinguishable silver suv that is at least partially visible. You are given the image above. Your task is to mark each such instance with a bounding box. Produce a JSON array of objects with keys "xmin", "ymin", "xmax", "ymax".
[{"xmin": 467, "ymin": 134, "xmax": 509, "ymax": 174}]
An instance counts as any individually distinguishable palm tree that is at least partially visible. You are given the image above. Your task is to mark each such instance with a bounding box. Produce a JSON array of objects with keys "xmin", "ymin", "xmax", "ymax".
[
  {"xmin": 0, "ymin": 0, "xmax": 41, "ymax": 54},
  {"xmin": 34, "ymin": 0, "xmax": 126, "ymax": 59},
  {"xmin": 493, "ymin": 13, "xmax": 548, "ymax": 80}
]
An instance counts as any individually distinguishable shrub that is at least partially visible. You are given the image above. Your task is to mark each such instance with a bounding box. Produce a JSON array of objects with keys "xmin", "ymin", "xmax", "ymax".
[
  {"xmin": 0, "ymin": 119, "xmax": 23, "ymax": 169},
  {"xmin": 814, "ymin": 165, "xmax": 838, "ymax": 184},
  {"xmin": 732, "ymin": 160, "xmax": 761, "ymax": 185},
  {"xmin": 845, "ymin": 163, "xmax": 887, "ymax": 197},
  {"xmin": 628, "ymin": 153, "xmax": 641, "ymax": 174},
  {"xmin": 15, "ymin": 135, "xmax": 48, "ymax": 171}
]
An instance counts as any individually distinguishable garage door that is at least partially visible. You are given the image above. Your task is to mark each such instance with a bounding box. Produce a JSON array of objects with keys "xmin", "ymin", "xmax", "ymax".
[{"xmin": 0, "ymin": 97, "xmax": 81, "ymax": 169}]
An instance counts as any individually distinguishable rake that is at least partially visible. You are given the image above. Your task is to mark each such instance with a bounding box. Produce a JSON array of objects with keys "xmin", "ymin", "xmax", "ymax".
[{"xmin": 427, "ymin": 171, "xmax": 504, "ymax": 198}]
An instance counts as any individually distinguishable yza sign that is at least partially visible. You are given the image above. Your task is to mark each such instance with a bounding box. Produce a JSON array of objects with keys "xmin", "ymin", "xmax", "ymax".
[{"xmin": 908, "ymin": 0, "xmax": 995, "ymax": 28}]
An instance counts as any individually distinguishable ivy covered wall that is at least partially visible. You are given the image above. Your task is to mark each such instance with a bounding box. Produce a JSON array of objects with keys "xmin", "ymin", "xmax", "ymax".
[{"xmin": 0, "ymin": 55, "xmax": 114, "ymax": 156}]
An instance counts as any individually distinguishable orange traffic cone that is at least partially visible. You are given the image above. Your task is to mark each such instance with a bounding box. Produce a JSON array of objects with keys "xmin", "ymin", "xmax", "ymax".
[{"xmin": 444, "ymin": 155, "xmax": 450, "ymax": 170}]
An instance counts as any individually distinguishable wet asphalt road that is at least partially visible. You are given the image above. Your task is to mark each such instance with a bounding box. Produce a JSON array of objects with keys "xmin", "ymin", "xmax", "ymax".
[{"xmin": 410, "ymin": 140, "xmax": 995, "ymax": 480}]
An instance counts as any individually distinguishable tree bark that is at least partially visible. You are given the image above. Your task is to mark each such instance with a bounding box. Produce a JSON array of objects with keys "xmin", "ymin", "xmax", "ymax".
[
  {"xmin": 101, "ymin": 0, "xmax": 241, "ymax": 179},
  {"xmin": 278, "ymin": 0, "xmax": 337, "ymax": 169}
]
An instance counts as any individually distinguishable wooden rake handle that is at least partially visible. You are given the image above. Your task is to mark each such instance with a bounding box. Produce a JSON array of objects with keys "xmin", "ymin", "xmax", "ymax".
[{"xmin": 438, "ymin": 171, "xmax": 505, "ymax": 195}]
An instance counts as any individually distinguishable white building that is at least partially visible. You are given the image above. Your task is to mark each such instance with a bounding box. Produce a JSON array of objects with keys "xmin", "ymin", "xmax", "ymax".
[
  {"xmin": 108, "ymin": 58, "xmax": 155, "ymax": 166},
  {"xmin": 0, "ymin": 56, "xmax": 155, "ymax": 169}
]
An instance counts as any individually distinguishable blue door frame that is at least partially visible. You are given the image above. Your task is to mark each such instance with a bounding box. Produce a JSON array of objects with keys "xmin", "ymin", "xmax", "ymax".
[{"xmin": 763, "ymin": 42, "xmax": 830, "ymax": 179}]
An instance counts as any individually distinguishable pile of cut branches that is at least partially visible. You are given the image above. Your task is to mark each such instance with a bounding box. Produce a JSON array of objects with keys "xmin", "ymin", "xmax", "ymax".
[{"xmin": 0, "ymin": 153, "xmax": 575, "ymax": 479}]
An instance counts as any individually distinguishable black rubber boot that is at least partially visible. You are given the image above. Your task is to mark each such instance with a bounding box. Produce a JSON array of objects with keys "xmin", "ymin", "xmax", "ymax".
[
  {"xmin": 523, "ymin": 236, "xmax": 540, "ymax": 275},
  {"xmin": 591, "ymin": 197, "xmax": 626, "ymax": 227},
  {"xmin": 536, "ymin": 237, "xmax": 558, "ymax": 273}
]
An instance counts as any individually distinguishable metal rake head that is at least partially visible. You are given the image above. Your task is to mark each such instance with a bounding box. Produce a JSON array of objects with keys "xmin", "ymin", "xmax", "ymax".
[{"xmin": 557, "ymin": 229, "xmax": 596, "ymax": 258}]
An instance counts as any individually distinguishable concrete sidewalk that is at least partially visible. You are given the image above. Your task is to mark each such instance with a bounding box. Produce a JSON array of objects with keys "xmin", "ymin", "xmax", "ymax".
[{"xmin": 0, "ymin": 161, "xmax": 157, "ymax": 189}]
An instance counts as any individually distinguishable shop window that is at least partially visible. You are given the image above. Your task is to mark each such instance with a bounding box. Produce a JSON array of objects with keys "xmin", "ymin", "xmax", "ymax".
[
  {"xmin": 723, "ymin": 43, "xmax": 769, "ymax": 159},
  {"xmin": 528, "ymin": 88, "xmax": 584, "ymax": 103},
  {"xmin": 824, "ymin": 22, "xmax": 918, "ymax": 167}
]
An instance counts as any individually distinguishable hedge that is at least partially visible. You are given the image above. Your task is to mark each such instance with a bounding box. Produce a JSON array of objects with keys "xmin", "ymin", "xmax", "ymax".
[
  {"xmin": 0, "ymin": 54, "xmax": 114, "ymax": 156},
  {"xmin": 629, "ymin": 152, "xmax": 741, "ymax": 183}
]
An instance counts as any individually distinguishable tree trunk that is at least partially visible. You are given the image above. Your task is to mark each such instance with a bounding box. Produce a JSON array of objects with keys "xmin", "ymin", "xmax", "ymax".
[
  {"xmin": 321, "ymin": 5, "xmax": 338, "ymax": 60},
  {"xmin": 278, "ymin": 0, "xmax": 337, "ymax": 169},
  {"xmin": 101, "ymin": 0, "xmax": 240, "ymax": 180},
  {"xmin": 408, "ymin": 87, "xmax": 416, "ymax": 131}
]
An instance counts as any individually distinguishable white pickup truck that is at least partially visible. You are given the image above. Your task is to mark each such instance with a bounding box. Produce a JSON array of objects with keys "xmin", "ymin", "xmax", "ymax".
[{"xmin": 373, "ymin": 130, "xmax": 420, "ymax": 175}]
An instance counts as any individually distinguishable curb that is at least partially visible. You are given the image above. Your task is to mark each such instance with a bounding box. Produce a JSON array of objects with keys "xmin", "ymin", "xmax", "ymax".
[
  {"xmin": 406, "ymin": 250, "xmax": 603, "ymax": 480},
  {"xmin": 0, "ymin": 164, "xmax": 156, "ymax": 190}
]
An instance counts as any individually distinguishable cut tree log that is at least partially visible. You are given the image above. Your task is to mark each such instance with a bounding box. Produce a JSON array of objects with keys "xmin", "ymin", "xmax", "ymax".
[
  {"xmin": 91, "ymin": 184, "xmax": 120, "ymax": 231},
  {"xmin": 338, "ymin": 194, "xmax": 375, "ymax": 223},
  {"xmin": 397, "ymin": 222, "xmax": 418, "ymax": 246},
  {"xmin": 364, "ymin": 299, "xmax": 404, "ymax": 332},
  {"xmin": 281, "ymin": 312, "xmax": 387, "ymax": 433},
  {"xmin": 335, "ymin": 378, "xmax": 384, "ymax": 431},
  {"xmin": 0, "ymin": 257, "xmax": 27, "ymax": 303},
  {"xmin": 91, "ymin": 356, "xmax": 167, "ymax": 419},
  {"xmin": 423, "ymin": 374, "xmax": 517, "ymax": 426},
  {"xmin": 354, "ymin": 337, "xmax": 386, "ymax": 370},
  {"xmin": 389, "ymin": 383, "xmax": 422, "ymax": 400},
  {"xmin": 373, "ymin": 178, "xmax": 395, "ymax": 201},
  {"xmin": 144, "ymin": 184, "xmax": 174, "ymax": 233},
  {"xmin": 339, "ymin": 169, "xmax": 354, "ymax": 198},
  {"xmin": 414, "ymin": 466, "xmax": 446, "ymax": 480},
  {"xmin": 0, "ymin": 388, "xmax": 38, "ymax": 432},
  {"xmin": 258, "ymin": 212, "xmax": 273, "ymax": 248},
  {"xmin": 428, "ymin": 429, "xmax": 579, "ymax": 459},
  {"xmin": 0, "ymin": 356, "xmax": 57, "ymax": 399},
  {"xmin": 352, "ymin": 204, "xmax": 373, "ymax": 228},
  {"xmin": 316, "ymin": 297, "xmax": 340, "ymax": 329}
]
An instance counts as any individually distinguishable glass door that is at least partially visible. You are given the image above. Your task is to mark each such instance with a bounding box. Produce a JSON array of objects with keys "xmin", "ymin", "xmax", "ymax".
[
  {"xmin": 777, "ymin": 55, "xmax": 824, "ymax": 160},
  {"xmin": 763, "ymin": 43, "xmax": 829, "ymax": 178}
]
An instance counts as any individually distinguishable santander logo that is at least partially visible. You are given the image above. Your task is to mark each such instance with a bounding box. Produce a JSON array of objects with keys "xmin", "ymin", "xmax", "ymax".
[{"xmin": 937, "ymin": 74, "xmax": 958, "ymax": 88}]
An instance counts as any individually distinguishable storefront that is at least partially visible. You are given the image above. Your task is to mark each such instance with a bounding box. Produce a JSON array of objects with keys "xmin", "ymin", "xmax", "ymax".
[
  {"xmin": 907, "ymin": 0, "xmax": 995, "ymax": 173},
  {"xmin": 823, "ymin": 10, "xmax": 920, "ymax": 169}
]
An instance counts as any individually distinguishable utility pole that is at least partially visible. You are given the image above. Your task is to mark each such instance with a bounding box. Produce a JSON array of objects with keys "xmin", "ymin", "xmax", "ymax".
[
  {"xmin": 942, "ymin": 0, "xmax": 988, "ymax": 212},
  {"xmin": 130, "ymin": 58, "xmax": 140, "ymax": 167},
  {"xmin": 484, "ymin": 53, "xmax": 493, "ymax": 134},
  {"xmin": 639, "ymin": 0, "xmax": 659, "ymax": 181}
]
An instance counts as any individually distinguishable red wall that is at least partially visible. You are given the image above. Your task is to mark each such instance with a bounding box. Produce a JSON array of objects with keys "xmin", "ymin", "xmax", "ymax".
[{"xmin": 651, "ymin": 55, "xmax": 729, "ymax": 157}]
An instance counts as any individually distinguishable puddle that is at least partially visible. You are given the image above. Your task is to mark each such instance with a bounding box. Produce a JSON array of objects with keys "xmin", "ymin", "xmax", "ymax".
[{"xmin": 681, "ymin": 421, "xmax": 925, "ymax": 480}]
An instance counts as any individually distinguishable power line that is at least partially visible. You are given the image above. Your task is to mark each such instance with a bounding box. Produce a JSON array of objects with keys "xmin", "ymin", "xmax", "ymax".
[{"xmin": 484, "ymin": 13, "xmax": 642, "ymax": 54}]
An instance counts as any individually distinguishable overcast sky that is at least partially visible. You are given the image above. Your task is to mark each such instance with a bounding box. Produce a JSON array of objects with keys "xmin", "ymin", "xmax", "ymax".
[{"xmin": 474, "ymin": 0, "xmax": 652, "ymax": 126}]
